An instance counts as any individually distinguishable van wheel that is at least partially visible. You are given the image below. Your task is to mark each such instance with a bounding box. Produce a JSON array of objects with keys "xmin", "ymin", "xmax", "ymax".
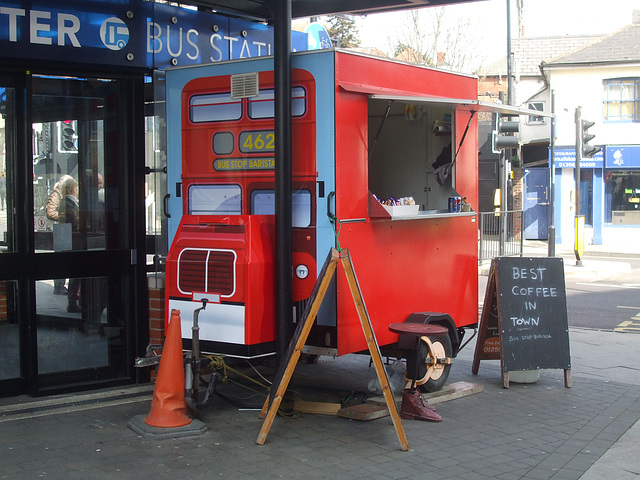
[{"xmin": 405, "ymin": 333, "xmax": 452, "ymax": 393}]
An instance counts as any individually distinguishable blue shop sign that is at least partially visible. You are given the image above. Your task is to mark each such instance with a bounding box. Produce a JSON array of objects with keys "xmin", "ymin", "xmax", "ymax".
[
  {"xmin": 605, "ymin": 146, "xmax": 640, "ymax": 169},
  {"xmin": 0, "ymin": 0, "xmax": 307, "ymax": 70},
  {"xmin": 553, "ymin": 147, "xmax": 603, "ymax": 169}
]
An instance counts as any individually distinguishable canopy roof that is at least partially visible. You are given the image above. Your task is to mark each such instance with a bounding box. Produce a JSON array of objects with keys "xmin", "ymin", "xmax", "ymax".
[
  {"xmin": 369, "ymin": 94, "xmax": 554, "ymax": 117},
  {"xmin": 184, "ymin": 0, "xmax": 485, "ymax": 22}
]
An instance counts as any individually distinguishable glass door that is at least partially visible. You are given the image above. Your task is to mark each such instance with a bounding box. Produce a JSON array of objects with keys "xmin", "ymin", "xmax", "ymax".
[
  {"xmin": 0, "ymin": 70, "xmax": 146, "ymax": 397},
  {"xmin": 31, "ymin": 74, "xmax": 136, "ymax": 392}
]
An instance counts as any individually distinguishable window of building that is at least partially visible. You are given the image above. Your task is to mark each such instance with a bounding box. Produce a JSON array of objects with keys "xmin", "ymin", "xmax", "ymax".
[
  {"xmin": 605, "ymin": 170, "xmax": 640, "ymax": 225},
  {"xmin": 526, "ymin": 101, "xmax": 545, "ymax": 125},
  {"xmin": 603, "ymin": 78, "xmax": 640, "ymax": 122}
]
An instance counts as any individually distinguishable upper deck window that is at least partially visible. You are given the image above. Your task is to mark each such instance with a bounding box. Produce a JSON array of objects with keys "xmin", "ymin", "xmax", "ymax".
[
  {"xmin": 190, "ymin": 93, "xmax": 242, "ymax": 123},
  {"xmin": 248, "ymin": 87, "xmax": 307, "ymax": 119}
]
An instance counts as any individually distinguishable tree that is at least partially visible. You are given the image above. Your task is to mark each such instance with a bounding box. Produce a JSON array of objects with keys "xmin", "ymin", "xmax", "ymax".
[
  {"xmin": 389, "ymin": 8, "xmax": 483, "ymax": 73},
  {"xmin": 326, "ymin": 15, "xmax": 361, "ymax": 48},
  {"xmin": 517, "ymin": 0, "xmax": 524, "ymax": 37},
  {"xmin": 391, "ymin": 9, "xmax": 446, "ymax": 66}
]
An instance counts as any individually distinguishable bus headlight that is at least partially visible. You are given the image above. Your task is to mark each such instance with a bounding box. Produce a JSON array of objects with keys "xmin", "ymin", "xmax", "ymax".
[{"xmin": 295, "ymin": 264, "xmax": 309, "ymax": 279}]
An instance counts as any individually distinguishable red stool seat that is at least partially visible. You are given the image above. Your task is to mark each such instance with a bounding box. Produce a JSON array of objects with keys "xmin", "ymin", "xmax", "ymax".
[
  {"xmin": 389, "ymin": 322, "xmax": 448, "ymax": 337},
  {"xmin": 389, "ymin": 322, "xmax": 449, "ymax": 386}
]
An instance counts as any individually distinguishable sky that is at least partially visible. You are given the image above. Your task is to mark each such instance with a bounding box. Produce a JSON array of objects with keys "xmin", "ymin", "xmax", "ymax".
[{"xmin": 355, "ymin": 0, "xmax": 639, "ymax": 70}]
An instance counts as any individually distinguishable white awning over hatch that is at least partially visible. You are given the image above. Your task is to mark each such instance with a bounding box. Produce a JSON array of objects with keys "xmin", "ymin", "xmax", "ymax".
[{"xmin": 368, "ymin": 94, "xmax": 554, "ymax": 118}]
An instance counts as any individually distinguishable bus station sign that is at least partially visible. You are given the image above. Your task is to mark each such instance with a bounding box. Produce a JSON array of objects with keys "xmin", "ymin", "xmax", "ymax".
[{"xmin": 0, "ymin": 0, "xmax": 307, "ymax": 70}]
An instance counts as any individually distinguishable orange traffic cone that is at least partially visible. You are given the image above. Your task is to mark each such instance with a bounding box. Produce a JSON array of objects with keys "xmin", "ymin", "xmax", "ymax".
[{"xmin": 144, "ymin": 309, "xmax": 192, "ymax": 428}]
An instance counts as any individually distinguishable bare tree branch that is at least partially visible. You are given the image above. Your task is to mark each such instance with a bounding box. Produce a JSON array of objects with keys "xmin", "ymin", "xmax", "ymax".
[{"xmin": 388, "ymin": 7, "xmax": 487, "ymax": 73}]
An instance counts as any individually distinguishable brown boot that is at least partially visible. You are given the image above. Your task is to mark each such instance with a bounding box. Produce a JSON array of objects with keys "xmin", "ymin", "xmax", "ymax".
[{"xmin": 400, "ymin": 388, "xmax": 442, "ymax": 422}]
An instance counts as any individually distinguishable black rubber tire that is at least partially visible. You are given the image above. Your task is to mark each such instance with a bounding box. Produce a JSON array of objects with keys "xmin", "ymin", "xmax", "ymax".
[{"xmin": 406, "ymin": 333, "xmax": 453, "ymax": 393}]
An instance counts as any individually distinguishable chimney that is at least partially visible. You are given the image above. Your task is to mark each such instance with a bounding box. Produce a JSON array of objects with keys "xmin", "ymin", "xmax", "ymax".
[
  {"xmin": 634, "ymin": 10, "xmax": 640, "ymax": 24},
  {"xmin": 437, "ymin": 52, "xmax": 446, "ymax": 66}
]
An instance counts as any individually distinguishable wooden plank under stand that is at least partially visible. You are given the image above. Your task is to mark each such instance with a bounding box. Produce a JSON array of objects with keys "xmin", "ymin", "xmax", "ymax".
[{"xmin": 256, "ymin": 248, "xmax": 409, "ymax": 451}]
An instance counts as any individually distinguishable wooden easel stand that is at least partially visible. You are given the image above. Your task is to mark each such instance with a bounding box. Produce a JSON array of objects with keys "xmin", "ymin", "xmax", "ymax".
[{"xmin": 256, "ymin": 248, "xmax": 409, "ymax": 451}]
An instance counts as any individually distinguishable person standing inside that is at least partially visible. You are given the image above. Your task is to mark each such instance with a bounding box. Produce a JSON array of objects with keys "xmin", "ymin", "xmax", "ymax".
[
  {"xmin": 0, "ymin": 171, "xmax": 6, "ymax": 211},
  {"xmin": 58, "ymin": 176, "xmax": 81, "ymax": 313},
  {"xmin": 46, "ymin": 175, "xmax": 73, "ymax": 295}
]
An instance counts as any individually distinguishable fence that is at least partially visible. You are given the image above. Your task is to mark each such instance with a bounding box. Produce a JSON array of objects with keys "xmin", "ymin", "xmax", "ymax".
[{"xmin": 478, "ymin": 210, "xmax": 524, "ymax": 263}]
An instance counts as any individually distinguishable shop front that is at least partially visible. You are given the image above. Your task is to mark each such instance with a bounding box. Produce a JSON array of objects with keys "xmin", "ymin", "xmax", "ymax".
[
  {"xmin": 552, "ymin": 147, "xmax": 603, "ymax": 246},
  {"xmin": 0, "ymin": 0, "xmax": 307, "ymax": 398},
  {"xmin": 602, "ymin": 145, "xmax": 640, "ymax": 248},
  {"xmin": 552, "ymin": 145, "xmax": 640, "ymax": 249},
  {"xmin": 604, "ymin": 146, "xmax": 640, "ymax": 225},
  {"xmin": 0, "ymin": 1, "xmax": 157, "ymax": 397}
]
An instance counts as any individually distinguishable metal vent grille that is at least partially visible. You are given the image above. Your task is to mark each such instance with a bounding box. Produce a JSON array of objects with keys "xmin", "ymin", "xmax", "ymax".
[
  {"xmin": 207, "ymin": 251, "xmax": 235, "ymax": 295},
  {"xmin": 178, "ymin": 249, "xmax": 235, "ymax": 296},
  {"xmin": 178, "ymin": 249, "xmax": 207, "ymax": 293},
  {"xmin": 231, "ymin": 72, "xmax": 259, "ymax": 99}
]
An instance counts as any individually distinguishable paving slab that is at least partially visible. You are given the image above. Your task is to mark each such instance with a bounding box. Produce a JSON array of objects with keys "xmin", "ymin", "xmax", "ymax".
[{"xmin": 1, "ymin": 329, "xmax": 639, "ymax": 480}]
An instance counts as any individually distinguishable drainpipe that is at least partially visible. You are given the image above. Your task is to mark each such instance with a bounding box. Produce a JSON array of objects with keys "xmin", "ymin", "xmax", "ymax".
[
  {"xmin": 548, "ymin": 90, "xmax": 556, "ymax": 257},
  {"xmin": 525, "ymin": 62, "xmax": 556, "ymax": 255},
  {"xmin": 506, "ymin": 0, "xmax": 514, "ymax": 107}
]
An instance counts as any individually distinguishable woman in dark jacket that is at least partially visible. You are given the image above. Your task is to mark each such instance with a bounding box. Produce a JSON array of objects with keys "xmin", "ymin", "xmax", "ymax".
[{"xmin": 59, "ymin": 177, "xmax": 81, "ymax": 313}]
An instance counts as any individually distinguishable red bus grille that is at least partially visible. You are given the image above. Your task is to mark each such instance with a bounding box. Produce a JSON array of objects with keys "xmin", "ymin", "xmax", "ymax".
[
  {"xmin": 207, "ymin": 251, "xmax": 235, "ymax": 295},
  {"xmin": 178, "ymin": 249, "xmax": 236, "ymax": 296},
  {"xmin": 178, "ymin": 250, "xmax": 207, "ymax": 292}
]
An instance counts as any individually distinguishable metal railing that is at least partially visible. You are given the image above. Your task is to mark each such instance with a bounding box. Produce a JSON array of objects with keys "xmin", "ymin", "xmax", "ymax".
[{"xmin": 478, "ymin": 210, "xmax": 524, "ymax": 263}]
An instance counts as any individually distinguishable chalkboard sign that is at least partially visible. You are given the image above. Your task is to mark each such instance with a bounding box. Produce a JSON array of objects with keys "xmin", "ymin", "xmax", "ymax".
[{"xmin": 473, "ymin": 257, "xmax": 571, "ymax": 388}]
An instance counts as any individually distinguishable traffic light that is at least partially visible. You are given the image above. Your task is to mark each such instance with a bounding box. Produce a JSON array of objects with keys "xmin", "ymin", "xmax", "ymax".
[
  {"xmin": 491, "ymin": 114, "xmax": 520, "ymax": 153},
  {"xmin": 58, "ymin": 120, "xmax": 77, "ymax": 153},
  {"xmin": 580, "ymin": 119, "xmax": 601, "ymax": 158}
]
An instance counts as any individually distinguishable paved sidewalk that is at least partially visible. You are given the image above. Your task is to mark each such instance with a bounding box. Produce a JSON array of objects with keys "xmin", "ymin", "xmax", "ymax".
[
  {"xmin": 481, "ymin": 239, "xmax": 639, "ymax": 278},
  {"xmin": 0, "ymin": 243, "xmax": 638, "ymax": 479},
  {"xmin": 1, "ymin": 323, "xmax": 639, "ymax": 480},
  {"xmin": 524, "ymin": 238, "xmax": 640, "ymax": 259},
  {"xmin": 486, "ymin": 240, "xmax": 640, "ymax": 479},
  {"xmin": 579, "ymin": 418, "xmax": 640, "ymax": 480}
]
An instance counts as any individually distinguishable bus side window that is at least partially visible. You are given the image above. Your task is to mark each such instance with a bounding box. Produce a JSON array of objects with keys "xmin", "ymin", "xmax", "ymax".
[
  {"xmin": 251, "ymin": 189, "xmax": 311, "ymax": 227},
  {"xmin": 188, "ymin": 185, "xmax": 242, "ymax": 215}
]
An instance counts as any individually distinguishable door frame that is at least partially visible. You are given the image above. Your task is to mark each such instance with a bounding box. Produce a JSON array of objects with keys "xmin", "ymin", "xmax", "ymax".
[{"xmin": 0, "ymin": 71, "xmax": 30, "ymax": 396}]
